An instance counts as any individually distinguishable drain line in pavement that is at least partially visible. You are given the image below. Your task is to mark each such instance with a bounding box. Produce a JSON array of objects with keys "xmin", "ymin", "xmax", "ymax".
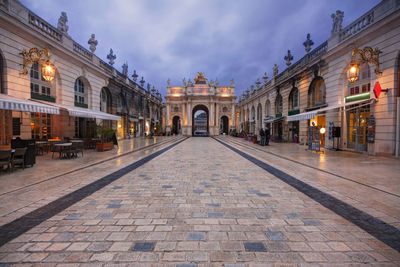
[
  {"xmin": 214, "ymin": 138, "xmax": 400, "ymax": 252},
  {"xmin": 0, "ymin": 137, "xmax": 187, "ymax": 247}
]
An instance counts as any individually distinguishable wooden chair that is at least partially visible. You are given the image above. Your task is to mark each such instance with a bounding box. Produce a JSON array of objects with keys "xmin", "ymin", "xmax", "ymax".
[
  {"xmin": 11, "ymin": 147, "xmax": 27, "ymax": 171},
  {"xmin": 0, "ymin": 150, "xmax": 12, "ymax": 173}
]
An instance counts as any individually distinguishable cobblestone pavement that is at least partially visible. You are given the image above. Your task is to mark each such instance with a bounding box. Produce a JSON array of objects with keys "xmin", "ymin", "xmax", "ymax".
[{"xmin": 0, "ymin": 137, "xmax": 399, "ymax": 266}]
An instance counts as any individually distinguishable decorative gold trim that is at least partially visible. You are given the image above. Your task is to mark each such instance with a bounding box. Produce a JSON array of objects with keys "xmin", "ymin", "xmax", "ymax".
[{"xmin": 21, "ymin": 47, "xmax": 51, "ymax": 75}]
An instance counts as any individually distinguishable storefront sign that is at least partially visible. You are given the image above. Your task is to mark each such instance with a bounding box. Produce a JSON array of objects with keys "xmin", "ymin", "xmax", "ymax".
[
  {"xmin": 373, "ymin": 82, "xmax": 382, "ymax": 99},
  {"xmin": 308, "ymin": 126, "xmax": 321, "ymax": 152},
  {"xmin": 367, "ymin": 115, "xmax": 375, "ymax": 143},
  {"xmin": 328, "ymin": 122, "xmax": 334, "ymax": 140}
]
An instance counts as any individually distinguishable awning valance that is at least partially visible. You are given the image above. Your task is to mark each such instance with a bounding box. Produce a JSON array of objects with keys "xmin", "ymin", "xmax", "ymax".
[
  {"xmin": 0, "ymin": 94, "xmax": 59, "ymax": 114},
  {"xmin": 33, "ymin": 101, "xmax": 120, "ymax": 121},
  {"xmin": 287, "ymin": 98, "xmax": 373, "ymax": 122},
  {"xmin": 129, "ymin": 117, "xmax": 138, "ymax": 122},
  {"xmin": 264, "ymin": 116, "xmax": 284, "ymax": 123}
]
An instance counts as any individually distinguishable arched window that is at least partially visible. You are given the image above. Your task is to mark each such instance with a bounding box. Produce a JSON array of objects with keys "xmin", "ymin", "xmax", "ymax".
[
  {"xmin": 308, "ymin": 77, "xmax": 326, "ymax": 107},
  {"xmin": 275, "ymin": 94, "xmax": 283, "ymax": 115},
  {"xmin": 31, "ymin": 62, "xmax": 53, "ymax": 101},
  {"xmin": 117, "ymin": 94, "xmax": 125, "ymax": 114},
  {"xmin": 251, "ymin": 106, "xmax": 255, "ymax": 121},
  {"xmin": 348, "ymin": 63, "xmax": 370, "ymax": 96},
  {"xmin": 74, "ymin": 78, "xmax": 87, "ymax": 107},
  {"xmin": 265, "ymin": 100, "xmax": 271, "ymax": 117},
  {"xmin": 100, "ymin": 88, "xmax": 111, "ymax": 113},
  {"xmin": 289, "ymin": 88, "xmax": 299, "ymax": 111}
]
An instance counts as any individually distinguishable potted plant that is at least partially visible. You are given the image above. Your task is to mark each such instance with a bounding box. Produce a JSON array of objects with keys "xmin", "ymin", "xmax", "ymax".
[
  {"xmin": 96, "ymin": 126, "xmax": 115, "ymax": 152},
  {"xmin": 253, "ymin": 134, "xmax": 258, "ymax": 144}
]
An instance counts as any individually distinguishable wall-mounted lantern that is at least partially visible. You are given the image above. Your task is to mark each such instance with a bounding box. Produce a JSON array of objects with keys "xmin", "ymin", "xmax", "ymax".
[
  {"xmin": 347, "ymin": 46, "xmax": 381, "ymax": 83},
  {"xmin": 21, "ymin": 48, "xmax": 56, "ymax": 82}
]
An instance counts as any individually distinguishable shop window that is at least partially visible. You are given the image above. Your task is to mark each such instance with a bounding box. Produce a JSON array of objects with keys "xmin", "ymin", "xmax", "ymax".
[
  {"xmin": 348, "ymin": 63, "xmax": 371, "ymax": 96},
  {"xmin": 289, "ymin": 88, "xmax": 299, "ymax": 110},
  {"xmin": 308, "ymin": 77, "xmax": 326, "ymax": 107},
  {"xmin": 31, "ymin": 112, "xmax": 52, "ymax": 140},
  {"xmin": 30, "ymin": 62, "xmax": 53, "ymax": 101},
  {"xmin": 74, "ymin": 78, "xmax": 87, "ymax": 107}
]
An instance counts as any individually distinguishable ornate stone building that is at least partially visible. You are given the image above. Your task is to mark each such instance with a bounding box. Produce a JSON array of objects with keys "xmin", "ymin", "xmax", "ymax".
[
  {"xmin": 0, "ymin": 0, "xmax": 162, "ymax": 146},
  {"xmin": 165, "ymin": 73, "xmax": 236, "ymax": 136},
  {"xmin": 236, "ymin": 0, "xmax": 400, "ymax": 156}
]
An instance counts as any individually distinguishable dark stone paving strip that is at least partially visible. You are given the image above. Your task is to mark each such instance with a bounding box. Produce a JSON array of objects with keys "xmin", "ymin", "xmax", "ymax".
[
  {"xmin": 215, "ymin": 138, "xmax": 400, "ymax": 252},
  {"xmin": 0, "ymin": 138, "xmax": 187, "ymax": 247}
]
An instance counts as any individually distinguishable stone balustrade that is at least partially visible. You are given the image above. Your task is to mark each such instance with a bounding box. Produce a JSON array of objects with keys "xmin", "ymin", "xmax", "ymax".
[
  {"xmin": 28, "ymin": 12, "xmax": 62, "ymax": 42},
  {"xmin": 339, "ymin": 10, "xmax": 374, "ymax": 42},
  {"xmin": 73, "ymin": 41, "xmax": 93, "ymax": 60}
]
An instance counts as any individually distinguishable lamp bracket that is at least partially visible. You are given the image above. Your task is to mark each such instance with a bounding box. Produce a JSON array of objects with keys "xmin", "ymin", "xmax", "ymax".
[
  {"xmin": 351, "ymin": 46, "xmax": 382, "ymax": 74},
  {"xmin": 20, "ymin": 47, "xmax": 51, "ymax": 75}
]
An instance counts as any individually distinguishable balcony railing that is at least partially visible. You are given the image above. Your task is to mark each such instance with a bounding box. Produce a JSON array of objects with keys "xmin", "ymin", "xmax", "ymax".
[
  {"xmin": 28, "ymin": 12, "xmax": 62, "ymax": 42},
  {"xmin": 74, "ymin": 102, "xmax": 88, "ymax": 108}
]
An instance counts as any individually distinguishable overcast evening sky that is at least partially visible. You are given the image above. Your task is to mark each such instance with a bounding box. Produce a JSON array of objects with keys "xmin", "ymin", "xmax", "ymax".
[{"xmin": 22, "ymin": 0, "xmax": 380, "ymax": 100}]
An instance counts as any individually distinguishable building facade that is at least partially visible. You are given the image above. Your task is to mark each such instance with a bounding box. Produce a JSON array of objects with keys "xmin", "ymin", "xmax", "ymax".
[
  {"xmin": 236, "ymin": 0, "xmax": 400, "ymax": 156},
  {"xmin": 0, "ymin": 0, "xmax": 162, "ymax": 147},
  {"xmin": 165, "ymin": 73, "xmax": 236, "ymax": 136}
]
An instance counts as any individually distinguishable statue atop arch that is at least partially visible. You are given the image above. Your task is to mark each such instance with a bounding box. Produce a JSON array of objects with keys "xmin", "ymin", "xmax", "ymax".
[{"xmin": 194, "ymin": 72, "xmax": 207, "ymax": 84}]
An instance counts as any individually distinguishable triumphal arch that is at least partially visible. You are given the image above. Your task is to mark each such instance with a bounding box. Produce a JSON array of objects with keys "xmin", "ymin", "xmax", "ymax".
[{"xmin": 165, "ymin": 73, "xmax": 236, "ymax": 136}]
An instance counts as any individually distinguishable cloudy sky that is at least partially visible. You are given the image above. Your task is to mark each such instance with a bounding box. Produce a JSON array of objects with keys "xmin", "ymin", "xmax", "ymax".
[{"xmin": 22, "ymin": 0, "xmax": 380, "ymax": 99}]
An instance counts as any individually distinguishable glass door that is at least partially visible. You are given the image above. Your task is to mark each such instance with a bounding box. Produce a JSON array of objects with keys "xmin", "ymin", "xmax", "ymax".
[{"xmin": 347, "ymin": 105, "xmax": 370, "ymax": 152}]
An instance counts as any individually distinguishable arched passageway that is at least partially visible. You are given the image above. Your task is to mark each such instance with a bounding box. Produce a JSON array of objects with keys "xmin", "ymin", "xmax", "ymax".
[{"xmin": 192, "ymin": 105, "xmax": 209, "ymax": 136}]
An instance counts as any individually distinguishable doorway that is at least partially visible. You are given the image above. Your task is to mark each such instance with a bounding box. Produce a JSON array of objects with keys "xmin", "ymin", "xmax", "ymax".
[
  {"xmin": 347, "ymin": 105, "xmax": 370, "ymax": 152},
  {"xmin": 192, "ymin": 105, "xmax": 209, "ymax": 136},
  {"xmin": 172, "ymin": 116, "xmax": 181, "ymax": 135},
  {"xmin": 220, "ymin": 116, "xmax": 229, "ymax": 134}
]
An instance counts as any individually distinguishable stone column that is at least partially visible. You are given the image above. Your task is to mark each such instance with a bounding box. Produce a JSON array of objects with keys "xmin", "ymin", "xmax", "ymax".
[
  {"xmin": 166, "ymin": 104, "xmax": 171, "ymax": 133},
  {"xmin": 231, "ymin": 102, "xmax": 235, "ymax": 127},
  {"xmin": 216, "ymin": 103, "xmax": 219, "ymax": 130}
]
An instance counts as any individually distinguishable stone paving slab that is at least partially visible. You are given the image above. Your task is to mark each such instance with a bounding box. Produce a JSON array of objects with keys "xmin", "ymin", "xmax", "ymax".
[{"xmin": 0, "ymin": 137, "xmax": 399, "ymax": 265}]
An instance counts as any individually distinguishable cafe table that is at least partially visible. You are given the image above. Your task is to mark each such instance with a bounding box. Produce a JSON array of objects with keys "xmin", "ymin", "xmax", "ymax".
[{"xmin": 54, "ymin": 143, "xmax": 72, "ymax": 159}]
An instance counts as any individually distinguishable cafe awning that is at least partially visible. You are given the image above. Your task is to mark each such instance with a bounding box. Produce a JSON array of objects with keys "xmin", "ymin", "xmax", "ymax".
[
  {"xmin": 287, "ymin": 98, "xmax": 373, "ymax": 122},
  {"xmin": 0, "ymin": 94, "xmax": 59, "ymax": 114},
  {"xmin": 264, "ymin": 116, "xmax": 284, "ymax": 123},
  {"xmin": 33, "ymin": 101, "xmax": 120, "ymax": 121}
]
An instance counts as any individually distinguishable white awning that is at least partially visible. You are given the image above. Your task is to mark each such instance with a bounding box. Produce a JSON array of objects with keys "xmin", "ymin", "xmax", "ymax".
[
  {"xmin": 287, "ymin": 98, "xmax": 372, "ymax": 122},
  {"xmin": 0, "ymin": 94, "xmax": 59, "ymax": 114},
  {"xmin": 129, "ymin": 117, "xmax": 138, "ymax": 122},
  {"xmin": 33, "ymin": 101, "xmax": 120, "ymax": 121},
  {"xmin": 264, "ymin": 116, "xmax": 284, "ymax": 123}
]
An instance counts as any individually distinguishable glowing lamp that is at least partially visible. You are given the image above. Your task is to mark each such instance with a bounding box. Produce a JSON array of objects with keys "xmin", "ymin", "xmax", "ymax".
[
  {"xmin": 41, "ymin": 60, "xmax": 56, "ymax": 82},
  {"xmin": 118, "ymin": 123, "xmax": 122, "ymax": 128},
  {"xmin": 320, "ymin": 127, "xmax": 326, "ymax": 134},
  {"xmin": 346, "ymin": 62, "xmax": 360, "ymax": 83}
]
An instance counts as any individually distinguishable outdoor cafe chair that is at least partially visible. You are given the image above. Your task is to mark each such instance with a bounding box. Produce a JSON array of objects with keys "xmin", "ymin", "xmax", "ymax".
[
  {"xmin": 11, "ymin": 147, "xmax": 27, "ymax": 171},
  {"xmin": 0, "ymin": 150, "xmax": 12, "ymax": 173},
  {"xmin": 71, "ymin": 141, "xmax": 84, "ymax": 158}
]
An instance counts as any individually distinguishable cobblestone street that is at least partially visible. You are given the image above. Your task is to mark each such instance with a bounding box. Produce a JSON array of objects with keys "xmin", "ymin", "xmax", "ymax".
[{"xmin": 0, "ymin": 137, "xmax": 399, "ymax": 266}]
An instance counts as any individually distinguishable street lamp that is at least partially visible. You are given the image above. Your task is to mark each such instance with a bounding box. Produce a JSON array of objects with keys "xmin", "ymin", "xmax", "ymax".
[
  {"xmin": 21, "ymin": 47, "xmax": 56, "ymax": 82},
  {"xmin": 346, "ymin": 46, "xmax": 381, "ymax": 83}
]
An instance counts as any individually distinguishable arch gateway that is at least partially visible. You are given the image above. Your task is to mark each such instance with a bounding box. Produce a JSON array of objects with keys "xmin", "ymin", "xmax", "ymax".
[{"xmin": 165, "ymin": 73, "xmax": 236, "ymax": 136}]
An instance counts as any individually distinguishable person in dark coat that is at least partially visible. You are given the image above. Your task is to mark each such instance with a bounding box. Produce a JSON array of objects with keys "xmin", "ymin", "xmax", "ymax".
[
  {"xmin": 259, "ymin": 128, "xmax": 265, "ymax": 146},
  {"xmin": 265, "ymin": 127, "xmax": 270, "ymax": 145}
]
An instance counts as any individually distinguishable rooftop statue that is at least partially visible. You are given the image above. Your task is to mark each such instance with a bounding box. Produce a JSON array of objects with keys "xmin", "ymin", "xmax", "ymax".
[
  {"xmin": 273, "ymin": 64, "xmax": 279, "ymax": 77},
  {"xmin": 107, "ymin": 49, "xmax": 116, "ymax": 65},
  {"xmin": 230, "ymin": 78, "xmax": 235, "ymax": 87},
  {"xmin": 88, "ymin": 34, "xmax": 98, "ymax": 53},
  {"xmin": 57, "ymin": 12, "xmax": 69, "ymax": 35},
  {"xmin": 194, "ymin": 72, "xmax": 207, "ymax": 84},
  {"xmin": 331, "ymin": 10, "xmax": 344, "ymax": 34},
  {"xmin": 167, "ymin": 78, "xmax": 171, "ymax": 87},
  {"xmin": 182, "ymin": 78, "xmax": 186, "ymax": 86}
]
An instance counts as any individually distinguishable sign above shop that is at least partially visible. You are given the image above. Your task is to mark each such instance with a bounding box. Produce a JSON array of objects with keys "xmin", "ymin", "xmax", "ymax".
[
  {"xmin": 373, "ymin": 81, "xmax": 388, "ymax": 99},
  {"xmin": 374, "ymin": 82, "xmax": 382, "ymax": 99}
]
